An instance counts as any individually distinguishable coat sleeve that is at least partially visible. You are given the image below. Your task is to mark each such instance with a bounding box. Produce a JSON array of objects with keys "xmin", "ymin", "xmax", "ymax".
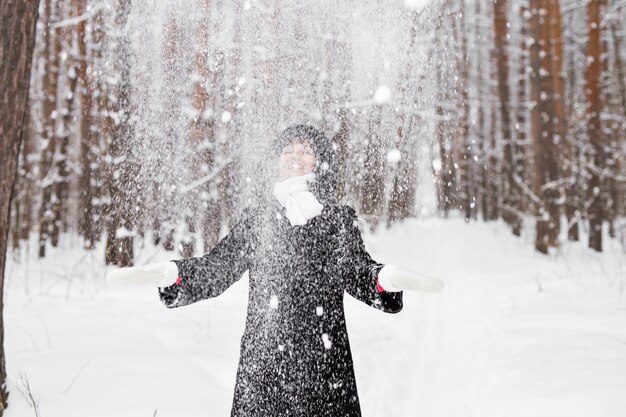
[
  {"xmin": 158, "ymin": 208, "xmax": 255, "ymax": 308},
  {"xmin": 338, "ymin": 206, "xmax": 403, "ymax": 314}
]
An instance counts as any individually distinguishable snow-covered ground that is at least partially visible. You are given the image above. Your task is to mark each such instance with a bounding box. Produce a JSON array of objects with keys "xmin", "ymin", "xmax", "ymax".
[{"xmin": 5, "ymin": 217, "xmax": 626, "ymax": 417}]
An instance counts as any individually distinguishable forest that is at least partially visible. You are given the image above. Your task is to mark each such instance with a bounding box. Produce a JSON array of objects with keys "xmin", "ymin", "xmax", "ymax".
[
  {"xmin": 4, "ymin": 0, "xmax": 625, "ymax": 268},
  {"xmin": 1, "ymin": 0, "xmax": 625, "ymax": 415}
]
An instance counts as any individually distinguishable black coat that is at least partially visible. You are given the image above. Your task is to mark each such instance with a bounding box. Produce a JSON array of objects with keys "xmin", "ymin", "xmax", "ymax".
[{"xmin": 159, "ymin": 199, "xmax": 403, "ymax": 417}]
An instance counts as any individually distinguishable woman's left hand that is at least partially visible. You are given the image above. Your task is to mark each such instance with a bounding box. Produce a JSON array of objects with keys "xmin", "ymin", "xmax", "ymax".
[{"xmin": 378, "ymin": 265, "xmax": 444, "ymax": 293}]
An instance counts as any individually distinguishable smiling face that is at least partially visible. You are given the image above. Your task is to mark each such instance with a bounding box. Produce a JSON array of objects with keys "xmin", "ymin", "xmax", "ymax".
[{"xmin": 278, "ymin": 139, "xmax": 317, "ymax": 180}]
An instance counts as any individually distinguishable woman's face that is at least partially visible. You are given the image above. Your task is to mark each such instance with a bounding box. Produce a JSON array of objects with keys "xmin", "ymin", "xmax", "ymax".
[{"xmin": 278, "ymin": 139, "xmax": 317, "ymax": 180}]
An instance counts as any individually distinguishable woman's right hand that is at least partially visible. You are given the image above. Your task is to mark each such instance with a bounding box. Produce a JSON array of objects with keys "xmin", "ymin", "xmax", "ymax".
[{"xmin": 106, "ymin": 261, "xmax": 179, "ymax": 287}]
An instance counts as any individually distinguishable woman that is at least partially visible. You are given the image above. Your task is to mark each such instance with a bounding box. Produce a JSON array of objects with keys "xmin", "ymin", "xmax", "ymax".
[{"xmin": 109, "ymin": 124, "xmax": 443, "ymax": 416}]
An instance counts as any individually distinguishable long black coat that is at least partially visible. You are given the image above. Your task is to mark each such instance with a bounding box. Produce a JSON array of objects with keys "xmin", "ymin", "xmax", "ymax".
[{"xmin": 159, "ymin": 199, "xmax": 403, "ymax": 416}]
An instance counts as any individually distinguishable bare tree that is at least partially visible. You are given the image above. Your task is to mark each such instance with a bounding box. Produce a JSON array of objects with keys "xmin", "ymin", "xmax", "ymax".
[
  {"xmin": 474, "ymin": 0, "xmax": 489, "ymax": 222},
  {"xmin": 455, "ymin": 0, "xmax": 474, "ymax": 221},
  {"xmin": 586, "ymin": 0, "xmax": 604, "ymax": 251},
  {"xmin": 0, "ymin": 0, "xmax": 41, "ymax": 410},
  {"xmin": 529, "ymin": 0, "xmax": 561, "ymax": 253},
  {"xmin": 494, "ymin": 0, "xmax": 522, "ymax": 235},
  {"xmin": 388, "ymin": 12, "xmax": 422, "ymax": 224},
  {"xmin": 76, "ymin": 0, "xmax": 98, "ymax": 250},
  {"xmin": 37, "ymin": 0, "xmax": 62, "ymax": 258},
  {"xmin": 11, "ymin": 99, "xmax": 36, "ymax": 247},
  {"xmin": 434, "ymin": 4, "xmax": 458, "ymax": 217},
  {"xmin": 183, "ymin": 0, "xmax": 212, "ymax": 258},
  {"xmin": 563, "ymin": 1, "xmax": 581, "ymax": 241},
  {"xmin": 51, "ymin": 5, "xmax": 80, "ymax": 246},
  {"xmin": 488, "ymin": 46, "xmax": 501, "ymax": 222},
  {"xmin": 602, "ymin": 1, "xmax": 621, "ymax": 239},
  {"xmin": 611, "ymin": 19, "xmax": 626, "ymax": 121},
  {"xmin": 515, "ymin": 1, "xmax": 530, "ymax": 221},
  {"xmin": 360, "ymin": 106, "xmax": 385, "ymax": 229},
  {"xmin": 104, "ymin": 0, "xmax": 138, "ymax": 266}
]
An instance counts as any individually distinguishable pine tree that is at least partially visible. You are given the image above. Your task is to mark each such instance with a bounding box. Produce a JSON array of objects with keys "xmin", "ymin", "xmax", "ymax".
[{"xmin": 586, "ymin": 0, "xmax": 604, "ymax": 251}]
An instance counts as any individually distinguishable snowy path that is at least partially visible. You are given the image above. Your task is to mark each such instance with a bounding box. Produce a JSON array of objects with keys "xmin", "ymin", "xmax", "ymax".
[{"xmin": 5, "ymin": 218, "xmax": 626, "ymax": 417}]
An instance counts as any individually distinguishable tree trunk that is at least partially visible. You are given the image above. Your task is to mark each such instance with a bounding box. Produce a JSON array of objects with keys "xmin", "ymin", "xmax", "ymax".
[
  {"xmin": 388, "ymin": 15, "xmax": 419, "ymax": 224},
  {"xmin": 611, "ymin": 21, "xmax": 626, "ymax": 122},
  {"xmin": 563, "ymin": 4, "xmax": 580, "ymax": 241},
  {"xmin": 360, "ymin": 106, "xmax": 385, "ymax": 229},
  {"xmin": 608, "ymin": 20, "xmax": 625, "ymax": 237},
  {"xmin": 388, "ymin": 116, "xmax": 418, "ymax": 224},
  {"xmin": 529, "ymin": 0, "xmax": 560, "ymax": 254},
  {"xmin": 494, "ymin": 0, "xmax": 522, "ymax": 235},
  {"xmin": 516, "ymin": 2, "xmax": 529, "ymax": 218},
  {"xmin": 488, "ymin": 49, "xmax": 500, "ymax": 221},
  {"xmin": 38, "ymin": 0, "xmax": 62, "ymax": 258},
  {"xmin": 457, "ymin": 0, "xmax": 473, "ymax": 221},
  {"xmin": 17, "ymin": 101, "xmax": 36, "ymax": 243},
  {"xmin": 436, "ymin": 99, "xmax": 456, "ymax": 217},
  {"xmin": 51, "ymin": 18, "xmax": 80, "ymax": 247},
  {"xmin": 474, "ymin": 0, "xmax": 488, "ymax": 222},
  {"xmin": 204, "ymin": 15, "xmax": 227, "ymax": 254},
  {"xmin": 0, "ymin": 0, "xmax": 40, "ymax": 411},
  {"xmin": 332, "ymin": 110, "xmax": 350, "ymax": 202},
  {"xmin": 324, "ymin": 32, "xmax": 352, "ymax": 204},
  {"xmin": 586, "ymin": 0, "xmax": 604, "ymax": 252},
  {"xmin": 88, "ymin": 6, "xmax": 107, "ymax": 245},
  {"xmin": 547, "ymin": 0, "xmax": 565, "ymax": 246},
  {"xmin": 184, "ymin": 0, "xmax": 211, "ymax": 258},
  {"xmin": 600, "ymin": 2, "xmax": 619, "ymax": 239},
  {"xmin": 76, "ymin": 0, "xmax": 97, "ymax": 249},
  {"xmin": 156, "ymin": 15, "xmax": 181, "ymax": 254},
  {"xmin": 104, "ymin": 0, "xmax": 136, "ymax": 266}
]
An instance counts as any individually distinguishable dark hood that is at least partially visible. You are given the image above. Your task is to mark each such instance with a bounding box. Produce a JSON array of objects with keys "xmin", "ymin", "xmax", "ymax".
[{"xmin": 274, "ymin": 124, "xmax": 338, "ymax": 204}]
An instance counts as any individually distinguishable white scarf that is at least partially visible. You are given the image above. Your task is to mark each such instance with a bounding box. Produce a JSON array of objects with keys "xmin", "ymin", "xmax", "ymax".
[{"xmin": 273, "ymin": 173, "xmax": 324, "ymax": 226}]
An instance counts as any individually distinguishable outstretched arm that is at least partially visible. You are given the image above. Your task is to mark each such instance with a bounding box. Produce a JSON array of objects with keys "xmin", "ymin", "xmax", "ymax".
[
  {"xmin": 338, "ymin": 206, "xmax": 403, "ymax": 314},
  {"xmin": 338, "ymin": 206, "xmax": 444, "ymax": 313},
  {"xmin": 159, "ymin": 208, "xmax": 255, "ymax": 308},
  {"xmin": 106, "ymin": 209, "xmax": 255, "ymax": 308}
]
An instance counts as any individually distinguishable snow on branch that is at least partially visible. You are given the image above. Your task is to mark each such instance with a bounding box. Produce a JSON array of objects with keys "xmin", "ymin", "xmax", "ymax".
[
  {"xmin": 180, "ymin": 159, "xmax": 233, "ymax": 194},
  {"xmin": 51, "ymin": 3, "xmax": 105, "ymax": 29}
]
